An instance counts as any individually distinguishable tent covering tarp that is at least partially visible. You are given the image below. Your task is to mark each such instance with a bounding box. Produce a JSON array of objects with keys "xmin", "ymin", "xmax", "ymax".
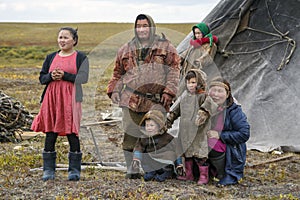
[{"xmin": 177, "ymin": 0, "xmax": 300, "ymax": 152}]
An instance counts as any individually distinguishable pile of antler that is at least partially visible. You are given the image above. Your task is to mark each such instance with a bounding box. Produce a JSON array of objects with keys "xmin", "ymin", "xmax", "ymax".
[{"xmin": 0, "ymin": 91, "xmax": 33, "ymax": 142}]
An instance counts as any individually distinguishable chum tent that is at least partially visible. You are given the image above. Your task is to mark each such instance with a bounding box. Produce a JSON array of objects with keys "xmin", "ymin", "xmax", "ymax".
[{"xmin": 176, "ymin": 0, "xmax": 300, "ymax": 152}]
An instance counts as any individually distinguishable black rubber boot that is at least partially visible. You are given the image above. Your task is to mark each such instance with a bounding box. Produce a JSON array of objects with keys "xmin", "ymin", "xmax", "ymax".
[
  {"xmin": 68, "ymin": 152, "xmax": 82, "ymax": 181},
  {"xmin": 209, "ymin": 153, "xmax": 225, "ymax": 180},
  {"xmin": 42, "ymin": 151, "xmax": 56, "ymax": 181}
]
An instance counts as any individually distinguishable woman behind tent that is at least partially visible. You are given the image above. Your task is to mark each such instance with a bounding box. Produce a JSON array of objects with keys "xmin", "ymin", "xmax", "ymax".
[
  {"xmin": 178, "ymin": 22, "xmax": 218, "ymax": 95},
  {"xmin": 207, "ymin": 76, "xmax": 250, "ymax": 186}
]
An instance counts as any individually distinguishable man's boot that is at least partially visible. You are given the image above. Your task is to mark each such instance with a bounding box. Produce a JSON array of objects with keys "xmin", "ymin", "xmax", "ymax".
[
  {"xmin": 68, "ymin": 151, "xmax": 82, "ymax": 181},
  {"xmin": 42, "ymin": 151, "xmax": 56, "ymax": 181},
  {"xmin": 177, "ymin": 158, "xmax": 194, "ymax": 181},
  {"xmin": 124, "ymin": 150, "xmax": 141, "ymax": 179}
]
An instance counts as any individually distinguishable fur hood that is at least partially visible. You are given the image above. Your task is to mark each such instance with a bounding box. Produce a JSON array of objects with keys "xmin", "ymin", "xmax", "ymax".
[
  {"xmin": 134, "ymin": 14, "xmax": 156, "ymax": 45},
  {"xmin": 186, "ymin": 68, "xmax": 207, "ymax": 93},
  {"xmin": 139, "ymin": 109, "xmax": 166, "ymax": 135}
]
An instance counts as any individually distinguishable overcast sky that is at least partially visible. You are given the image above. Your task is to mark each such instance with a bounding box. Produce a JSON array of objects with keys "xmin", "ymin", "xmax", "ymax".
[{"xmin": 0, "ymin": 0, "xmax": 220, "ymax": 23}]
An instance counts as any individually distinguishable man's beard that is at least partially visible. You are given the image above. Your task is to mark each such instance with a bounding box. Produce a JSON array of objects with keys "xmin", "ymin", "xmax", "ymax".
[{"xmin": 138, "ymin": 36, "xmax": 150, "ymax": 42}]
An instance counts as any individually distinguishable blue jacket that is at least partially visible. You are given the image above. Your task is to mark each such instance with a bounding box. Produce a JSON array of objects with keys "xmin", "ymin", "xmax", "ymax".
[{"xmin": 219, "ymin": 102, "xmax": 250, "ymax": 185}]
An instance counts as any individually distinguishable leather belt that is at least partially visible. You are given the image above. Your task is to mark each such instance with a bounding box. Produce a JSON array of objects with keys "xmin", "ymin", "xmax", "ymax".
[{"xmin": 125, "ymin": 85, "xmax": 161, "ymax": 103}]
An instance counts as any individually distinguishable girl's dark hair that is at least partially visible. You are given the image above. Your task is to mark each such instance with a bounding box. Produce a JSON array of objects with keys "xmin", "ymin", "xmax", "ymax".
[
  {"xmin": 185, "ymin": 71, "xmax": 196, "ymax": 81},
  {"xmin": 59, "ymin": 27, "xmax": 78, "ymax": 46}
]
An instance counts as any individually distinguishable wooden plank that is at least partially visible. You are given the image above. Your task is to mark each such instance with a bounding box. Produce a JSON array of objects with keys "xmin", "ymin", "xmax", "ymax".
[
  {"xmin": 30, "ymin": 164, "xmax": 127, "ymax": 172},
  {"xmin": 247, "ymin": 154, "xmax": 294, "ymax": 167},
  {"xmin": 81, "ymin": 119, "xmax": 121, "ymax": 127},
  {"xmin": 15, "ymin": 131, "xmax": 44, "ymax": 140}
]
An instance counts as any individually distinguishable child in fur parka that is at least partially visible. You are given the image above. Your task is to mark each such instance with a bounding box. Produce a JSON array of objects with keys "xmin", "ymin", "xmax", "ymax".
[
  {"xmin": 131, "ymin": 106, "xmax": 177, "ymax": 182},
  {"xmin": 166, "ymin": 69, "xmax": 218, "ymax": 185}
]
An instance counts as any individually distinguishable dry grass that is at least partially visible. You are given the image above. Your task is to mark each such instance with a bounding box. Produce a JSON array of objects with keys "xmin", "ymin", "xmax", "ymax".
[{"xmin": 0, "ymin": 22, "xmax": 193, "ymax": 50}]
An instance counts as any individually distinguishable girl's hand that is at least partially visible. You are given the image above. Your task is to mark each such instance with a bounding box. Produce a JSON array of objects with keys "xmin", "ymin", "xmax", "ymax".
[
  {"xmin": 55, "ymin": 69, "xmax": 64, "ymax": 80},
  {"xmin": 207, "ymin": 130, "xmax": 220, "ymax": 139},
  {"xmin": 51, "ymin": 69, "xmax": 64, "ymax": 80}
]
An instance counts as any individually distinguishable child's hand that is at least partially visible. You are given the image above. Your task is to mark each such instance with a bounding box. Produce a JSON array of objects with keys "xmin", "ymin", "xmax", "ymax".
[
  {"xmin": 195, "ymin": 109, "xmax": 209, "ymax": 126},
  {"xmin": 207, "ymin": 130, "xmax": 220, "ymax": 139},
  {"xmin": 166, "ymin": 112, "xmax": 176, "ymax": 128},
  {"xmin": 176, "ymin": 164, "xmax": 185, "ymax": 176}
]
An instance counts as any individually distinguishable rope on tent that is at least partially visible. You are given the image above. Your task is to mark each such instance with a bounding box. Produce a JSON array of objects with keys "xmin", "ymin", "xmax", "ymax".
[
  {"xmin": 264, "ymin": 0, "xmax": 296, "ymax": 70},
  {"xmin": 221, "ymin": 0, "xmax": 296, "ymax": 70},
  {"xmin": 223, "ymin": 40, "xmax": 286, "ymax": 55},
  {"xmin": 230, "ymin": 38, "xmax": 280, "ymax": 45}
]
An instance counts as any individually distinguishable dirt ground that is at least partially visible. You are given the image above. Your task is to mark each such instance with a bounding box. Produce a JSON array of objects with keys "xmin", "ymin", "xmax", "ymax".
[
  {"xmin": 0, "ymin": 116, "xmax": 299, "ymax": 200},
  {"xmin": 0, "ymin": 66, "xmax": 300, "ymax": 200}
]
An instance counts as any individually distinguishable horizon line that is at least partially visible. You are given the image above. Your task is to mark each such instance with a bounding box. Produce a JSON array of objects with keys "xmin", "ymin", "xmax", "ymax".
[{"xmin": 0, "ymin": 21, "xmax": 199, "ymax": 24}]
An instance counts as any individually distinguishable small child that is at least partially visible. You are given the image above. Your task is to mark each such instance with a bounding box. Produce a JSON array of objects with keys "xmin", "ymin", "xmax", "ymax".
[
  {"xmin": 131, "ymin": 107, "xmax": 177, "ymax": 182},
  {"xmin": 167, "ymin": 69, "xmax": 217, "ymax": 185}
]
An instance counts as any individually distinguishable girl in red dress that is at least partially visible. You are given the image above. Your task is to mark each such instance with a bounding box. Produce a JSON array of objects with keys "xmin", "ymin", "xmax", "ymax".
[{"xmin": 31, "ymin": 27, "xmax": 89, "ymax": 181}]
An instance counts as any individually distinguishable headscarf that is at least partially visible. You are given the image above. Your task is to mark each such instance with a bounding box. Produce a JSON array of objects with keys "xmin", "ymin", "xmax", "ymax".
[
  {"xmin": 192, "ymin": 23, "xmax": 214, "ymax": 47},
  {"xmin": 208, "ymin": 76, "xmax": 234, "ymax": 107}
]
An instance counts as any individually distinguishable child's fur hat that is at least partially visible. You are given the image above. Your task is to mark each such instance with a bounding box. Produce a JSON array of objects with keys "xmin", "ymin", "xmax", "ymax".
[{"xmin": 139, "ymin": 109, "xmax": 166, "ymax": 131}]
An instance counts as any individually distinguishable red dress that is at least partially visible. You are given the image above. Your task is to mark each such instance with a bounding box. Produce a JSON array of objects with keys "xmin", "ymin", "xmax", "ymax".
[{"xmin": 31, "ymin": 52, "xmax": 82, "ymax": 136}]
